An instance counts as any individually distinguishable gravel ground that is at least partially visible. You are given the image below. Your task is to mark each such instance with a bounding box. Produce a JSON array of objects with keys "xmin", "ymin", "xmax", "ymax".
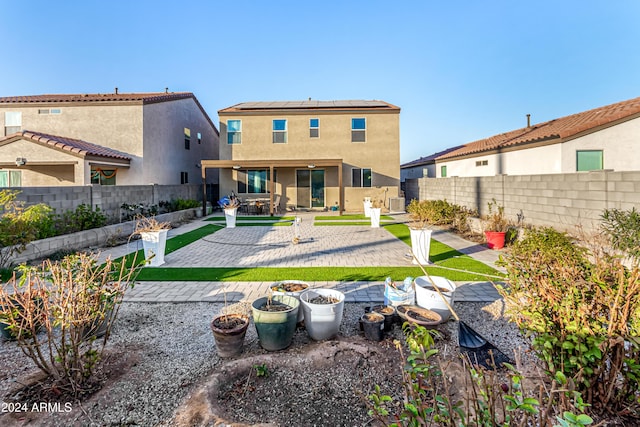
[{"xmin": 0, "ymin": 299, "xmax": 533, "ymax": 427}]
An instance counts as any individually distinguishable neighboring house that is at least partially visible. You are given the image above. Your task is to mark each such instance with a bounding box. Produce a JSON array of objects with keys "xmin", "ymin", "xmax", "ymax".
[
  {"xmin": 433, "ymin": 96, "xmax": 640, "ymax": 178},
  {"xmin": 400, "ymin": 146, "xmax": 464, "ymax": 181},
  {"xmin": 0, "ymin": 91, "xmax": 219, "ymax": 186},
  {"xmin": 202, "ymin": 100, "xmax": 401, "ymax": 213}
]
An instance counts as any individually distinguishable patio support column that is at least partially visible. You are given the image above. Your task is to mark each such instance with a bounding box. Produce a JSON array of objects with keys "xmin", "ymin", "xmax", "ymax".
[
  {"xmin": 201, "ymin": 165, "xmax": 207, "ymax": 217},
  {"xmin": 269, "ymin": 164, "xmax": 275, "ymax": 215},
  {"xmin": 338, "ymin": 162, "xmax": 343, "ymax": 215}
]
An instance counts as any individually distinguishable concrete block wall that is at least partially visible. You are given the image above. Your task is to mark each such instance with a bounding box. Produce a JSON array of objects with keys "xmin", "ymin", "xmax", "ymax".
[
  {"xmin": 410, "ymin": 170, "xmax": 640, "ymax": 232},
  {"xmin": 12, "ymin": 208, "xmax": 198, "ymax": 265},
  {"xmin": 13, "ymin": 184, "xmax": 202, "ymax": 222}
]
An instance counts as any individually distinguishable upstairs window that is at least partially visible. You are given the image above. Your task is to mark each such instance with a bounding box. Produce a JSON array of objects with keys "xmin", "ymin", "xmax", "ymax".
[
  {"xmin": 197, "ymin": 132, "xmax": 202, "ymax": 144},
  {"xmin": 184, "ymin": 128, "xmax": 191, "ymax": 150},
  {"xmin": 273, "ymin": 119, "xmax": 287, "ymax": 143},
  {"xmin": 38, "ymin": 109, "xmax": 61, "ymax": 115},
  {"xmin": 475, "ymin": 160, "xmax": 488, "ymax": 167},
  {"xmin": 310, "ymin": 118, "xmax": 319, "ymax": 138},
  {"xmin": 4, "ymin": 112, "xmax": 21, "ymax": 136},
  {"xmin": 227, "ymin": 120, "xmax": 241, "ymax": 144},
  {"xmin": 352, "ymin": 167, "xmax": 372, "ymax": 187},
  {"xmin": 180, "ymin": 171, "xmax": 189, "ymax": 184},
  {"xmin": 577, "ymin": 150, "xmax": 603, "ymax": 171},
  {"xmin": 351, "ymin": 118, "xmax": 366, "ymax": 142},
  {"xmin": 440, "ymin": 165, "xmax": 447, "ymax": 177}
]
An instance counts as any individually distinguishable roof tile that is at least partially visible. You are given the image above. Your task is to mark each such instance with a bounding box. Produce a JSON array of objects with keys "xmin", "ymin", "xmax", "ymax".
[
  {"xmin": 1, "ymin": 130, "xmax": 131, "ymax": 161},
  {"xmin": 438, "ymin": 96, "xmax": 640, "ymax": 160}
]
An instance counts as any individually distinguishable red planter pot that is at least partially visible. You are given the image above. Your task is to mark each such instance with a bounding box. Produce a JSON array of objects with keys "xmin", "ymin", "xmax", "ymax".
[{"xmin": 484, "ymin": 231, "xmax": 506, "ymax": 250}]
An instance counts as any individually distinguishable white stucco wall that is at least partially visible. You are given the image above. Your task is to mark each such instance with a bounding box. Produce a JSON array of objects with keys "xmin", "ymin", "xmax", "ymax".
[
  {"xmin": 561, "ymin": 117, "xmax": 640, "ymax": 172},
  {"xmin": 435, "ymin": 117, "xmax": 640, "ymax": 178}
]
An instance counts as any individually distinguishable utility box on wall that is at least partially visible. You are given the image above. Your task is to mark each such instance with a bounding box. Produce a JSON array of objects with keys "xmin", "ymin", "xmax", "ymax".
[{"xmin": 389, "ymin": 197, "xmax": 405, "ymax": 214}]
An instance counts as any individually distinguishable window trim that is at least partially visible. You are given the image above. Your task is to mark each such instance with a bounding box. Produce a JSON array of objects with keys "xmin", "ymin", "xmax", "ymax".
[
  {"xmin": 184, "ymin": 128, "xmax": 191, "ymax": 150},
  {"xmin": 576, "ymin": 149, "xmax": 603, "ymax": 172},
  {"xmin": 272, "ymin": 119, "xmax": 287, "ymax": 144},
  {"xmin": 351, "ymin": 117, "xmax": 366, "ymax": 143},
  {"xmin": 227, "ymin": 120, "xmax": 242, "ymax": 144},
  {"xmin": 351, "ymin": 167, "xmax": 372, "ymax": 187},
  {"xmin": 310, "ymin": 118, "xmax": 319, "ymax": 138}
]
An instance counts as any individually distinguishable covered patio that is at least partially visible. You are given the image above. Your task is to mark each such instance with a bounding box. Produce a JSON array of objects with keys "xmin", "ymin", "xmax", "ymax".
[{"xmin": 200, "ymin": 158, "xmax": 344, "ymax": 216}]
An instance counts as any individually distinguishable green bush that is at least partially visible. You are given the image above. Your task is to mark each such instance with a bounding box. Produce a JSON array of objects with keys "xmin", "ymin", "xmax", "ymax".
[
  {"xmin": 498, "ymin": 226, "xmax": 640, "ymax": 413},
  {"xmin": 368, "ymin": 323, "xmax": 592, "ymax": 426},
  {"xmin": 54, "ymin": 204, "xmax": 107, "ymax": 234},
  {"xmin": 407, "ymin": 199, "xmax": 468, "ymax": 229},
  {"xmin": 0, "ymin": 190, "xmax": 42, "ymax": 268}
]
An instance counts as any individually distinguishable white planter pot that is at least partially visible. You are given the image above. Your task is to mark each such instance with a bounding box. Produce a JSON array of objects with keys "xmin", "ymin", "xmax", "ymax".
[
  {"xmin": 370, "ymin": 208, "xmax": 381, "ymax": 228},
  {"xmin": 363, "ymin": 199, "xmax": 372, "ymax": 218},
  {"xmin": 270, "ymin": 280, "xmax": 310, "ymax": 322},
  {"xmin": 410, "ymin": 228, "xmax": 432, "ymax": 265},
  {"xmin": 414, "ymin": 276, "xmax": 456, "ymax": 322},
  {"xmin": 224, "ymin": 207, "xmax": 238, "ymax": 228},
  {"xmin": 141, "ymin": 229, "xmax": 168, "ymax": 266},
  {"xmin": 300, "ymin": 288, "xmax": 345, "ymax": 341}
]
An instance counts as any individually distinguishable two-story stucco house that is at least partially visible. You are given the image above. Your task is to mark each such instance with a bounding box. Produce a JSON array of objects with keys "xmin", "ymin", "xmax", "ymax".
[
  {"xmin": 0, "ymin": 91, "xmax": 219, "ymax": 186},
  {"xmin": 201, "ymin": 100, "xmax": 401, "ymax": 214},
  {"xmin": 433, "ymin": 96, "xmax": 640, "ymax": 178}
]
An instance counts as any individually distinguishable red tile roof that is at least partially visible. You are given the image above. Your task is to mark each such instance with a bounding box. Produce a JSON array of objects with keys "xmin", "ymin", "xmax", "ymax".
[
  {"xmin": 0, "ymin": 92, "xmax": 194, "ymax": 104},
  {"xmin": 437, "ymin": 96, "xmax": 640, "ymax": 160},
  {"xmin": 0, "ymin": 130, "xmax": 131, "ymax": 161}
]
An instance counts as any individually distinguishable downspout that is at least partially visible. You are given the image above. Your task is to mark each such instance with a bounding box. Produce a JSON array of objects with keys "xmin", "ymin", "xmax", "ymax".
[{"xmin": 201, "ymin": 165, "xmax": 207, "ymax": 217}]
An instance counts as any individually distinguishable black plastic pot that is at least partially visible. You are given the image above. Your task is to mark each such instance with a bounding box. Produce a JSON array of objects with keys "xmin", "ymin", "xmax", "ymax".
[
  {"xmin": 0, "ymin": 297, "xmax": 44, "ymax": 341},
  {"xmin": 361, "ymin": 312, "xmax": 385, "ymax": 342},
  {"xmin": 371, "ymin": 305, "xmax": 397, "ymax": 331}
]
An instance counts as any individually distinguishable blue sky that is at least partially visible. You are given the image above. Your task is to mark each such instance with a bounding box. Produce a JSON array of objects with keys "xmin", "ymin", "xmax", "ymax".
[{"xmin": 2, "ymin": 1, "xmax": 640, "ymax": 163}]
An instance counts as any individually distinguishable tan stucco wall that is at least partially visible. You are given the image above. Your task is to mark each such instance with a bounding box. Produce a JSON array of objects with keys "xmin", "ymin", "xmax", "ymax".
[
  {"xmin": 0, "ymin": 98, "xmax": 219, "ymax": 186},
  {"xmin": 0, "ymin": 138, "xmax": 83, "ymax": 185},
  {"xmin": 218, "ymin": 108, "xmax": 400, "ymax": 211}
]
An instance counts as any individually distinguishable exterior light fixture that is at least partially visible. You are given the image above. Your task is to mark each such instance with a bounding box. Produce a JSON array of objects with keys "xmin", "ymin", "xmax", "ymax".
[
  {"xmin": 15, "ymin": 157, "xmax": 27, "ymax": 167},
  {"xmin": 232, "ymin": 165, "xmax": 241, "ymax": 170},
  {"xmin": 307, "ymin": 164, "xmax": 315, "ymax": 169}
]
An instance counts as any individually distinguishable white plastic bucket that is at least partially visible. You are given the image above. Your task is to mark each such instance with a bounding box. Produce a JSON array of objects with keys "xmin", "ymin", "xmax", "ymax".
[
  {"xmin": 141, "ymin": 230, "xmax": 168, "ymax": 266},
  {"xmin": 414, "ymin": 276, "xmax": 456, "ymax": 321},
  {"xmin": 224, "ymin": 207, "xmax": 237, "ymax": 228},
  {"xmin": 270, "ymin": 280, "xmax": 310, "ymax": 322},
  {"xmin": 300, "ymin": 289, "xmax": 345, "ymax": 341},
  {"xmin": 363, "ymin": 198, "xmax": 372, "ymax": 217},
  {"xmin": 410, "ymin": 228, "xmax": 432, "ymax": 265}
]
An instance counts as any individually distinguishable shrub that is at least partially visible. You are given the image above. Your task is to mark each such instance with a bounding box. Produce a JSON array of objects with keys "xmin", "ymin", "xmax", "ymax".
[
  {"xmin": 55, "ymin": 204, "xmax": 107, "ymax": 234},
  {"xmin": 368, "ymin": 322, "xmax": 592, "ymax": 426},
  {"xmin": 0, "ymin": 190, "xmax": 42, "ymax": 269},
  {"xmin": 0, "ymin": 252, "xmax": 141, "ymax": 397},
  {"xmin": 498, "ymin": 226, "xmax": 640, "ymax": 413},
  {"xmin": 407, "ymin": 199, "xmax": 459, "ymax": 229}
]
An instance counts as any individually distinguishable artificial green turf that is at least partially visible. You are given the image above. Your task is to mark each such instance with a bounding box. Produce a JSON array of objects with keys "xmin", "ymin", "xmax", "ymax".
[
  {"xmin": 135, "ymin": 265, "xmax": 499, "ymax": 282},
  {"xmin": 315, "ymin": 214, "xmax": 394, "ymax": 220},
  {"xmin": 205, "ymin": 216, "xmax": 295, "ymax": 221},
  {"xmin": 314, "ymin": 221, "xmax": 395, "ymax": 226}
]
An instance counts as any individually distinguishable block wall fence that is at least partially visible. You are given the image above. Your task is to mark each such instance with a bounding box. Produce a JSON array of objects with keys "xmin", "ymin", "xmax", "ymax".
[
  {"xmin": 404, "ymin": 170, "xmax": 640, "ymax": 233},
  {"xmin": 11, "ymin": 184, "xmax": 205, "ymax": 221}
]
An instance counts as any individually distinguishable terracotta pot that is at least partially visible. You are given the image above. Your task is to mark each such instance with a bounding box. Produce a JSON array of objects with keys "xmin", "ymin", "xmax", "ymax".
[
  {"xmin": 484, "ymin": 231, "xmax": 506, "ymax": 249},
  {"xmin": 210, "ymin": 314, "xmax": 250, "ymax": 357}
]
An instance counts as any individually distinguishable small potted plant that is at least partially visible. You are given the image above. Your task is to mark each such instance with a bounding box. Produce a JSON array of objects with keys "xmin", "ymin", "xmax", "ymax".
[
  {"xmin": 369, "ymin": 199, "xmax": 383, "ymax": 228},
  {"xmin": 300, "ymin": 288, "xmax": 345, "ymax": 341},
  {"xmin": 218, "ymin": 195, "xmax": 241, "ymax": 228},
  {"xmin": 483, "ymin": 198, "xmax": 509, "ymax": 249},
  {"xmin": 131, "ymin": 215, "xmax": 171, "ymax": 266},
  {"xmin": 406, "ymin": 199, "xmax": 433, "ymax": 265},
  {"xmin": 210, "ymin": 298, "xmax": 250, "ymax": 358}
]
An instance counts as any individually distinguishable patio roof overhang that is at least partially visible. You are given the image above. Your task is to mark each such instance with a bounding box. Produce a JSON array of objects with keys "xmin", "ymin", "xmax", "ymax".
[{"xmin": 200, "ymin": 158, "xmax": 344, "ymax": 215}]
